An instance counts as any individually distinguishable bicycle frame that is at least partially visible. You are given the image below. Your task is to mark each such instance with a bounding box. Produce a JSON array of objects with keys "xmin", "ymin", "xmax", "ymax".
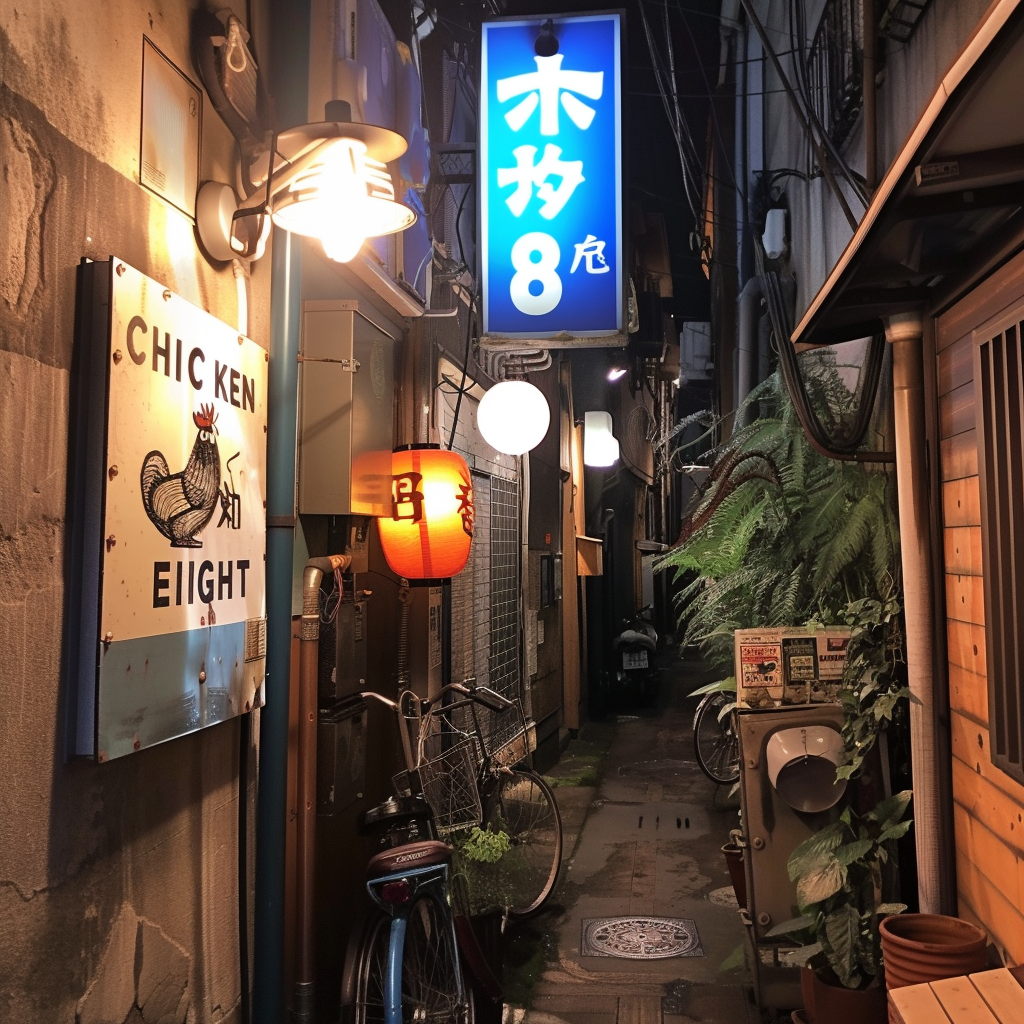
[{"xmin": 365, "ymin": 862, "xmax": 465, "ymax": 1024}]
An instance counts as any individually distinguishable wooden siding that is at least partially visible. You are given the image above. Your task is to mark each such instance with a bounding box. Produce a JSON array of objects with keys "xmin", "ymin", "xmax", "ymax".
[{"xmin": 936, "ymin": 252, "xmax": 1024, "ymax": 966}]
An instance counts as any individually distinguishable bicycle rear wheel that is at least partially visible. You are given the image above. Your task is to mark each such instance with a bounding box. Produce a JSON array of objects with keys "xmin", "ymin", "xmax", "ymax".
[
  {"xmin": 485, "ymin": 769, "xmax": 563, "ymax": 917},
  {"xmin": 693, "ymin": 691, "xmax": 740, "ymax": 784},
  {"xmin": 344, "ymin": 898, "xmax": 473, "ymax": 1024}
]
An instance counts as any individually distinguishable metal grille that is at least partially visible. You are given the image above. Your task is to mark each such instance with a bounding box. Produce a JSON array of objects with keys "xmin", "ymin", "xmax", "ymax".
[
  {"xmin": 807, "ymin": 0, "xmax": 864, "ymax": 150},
  {"xmin": 976, "ymin": 322, "xmax": 1024, "ymax": 783},
  {"xmin": 450, "ymin": 471, "xmax": 524, "ymax": 763}
]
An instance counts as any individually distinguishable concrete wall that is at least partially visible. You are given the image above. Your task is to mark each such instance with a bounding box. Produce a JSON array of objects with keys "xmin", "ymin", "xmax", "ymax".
[
  {"xmin": 0, "ymin": 2, "xmax": 271, "ymax": 1020},
  {"xmin": 752, "ymin": 0, "xmax": 992, "ymax": 321}
]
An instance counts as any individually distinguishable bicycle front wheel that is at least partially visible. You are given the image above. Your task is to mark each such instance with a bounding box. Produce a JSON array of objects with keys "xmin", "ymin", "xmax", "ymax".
[
  {"xmin": 693, "ymin": 691, "xmax": 740, "ymax": 785},
  {"xmin": 486, "ymin": 769, "xmax": 563, "ymax": 917},
  {"xmin": 345, "ymin": 899, "xmax": 473, "ymax": 1024}
]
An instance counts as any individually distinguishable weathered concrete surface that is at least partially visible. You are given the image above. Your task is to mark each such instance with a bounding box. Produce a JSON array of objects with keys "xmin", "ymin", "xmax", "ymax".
[
  {"xmin": 510, "ymin": 656, "xmax": 770, "ymax": 1024},
  {"xmin": 0, "ymin": 5, "xmax": 269, "ymax": 1020}
]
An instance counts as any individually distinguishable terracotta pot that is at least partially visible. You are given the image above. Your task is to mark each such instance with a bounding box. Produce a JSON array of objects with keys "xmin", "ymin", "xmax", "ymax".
[
  {"xmin": 810, "ymin": 968, "xmax": 886, "ymax": 1024},
  {"xmin": 721, "ymin": 842, "xmax": 746, "ymax": 908},
  {"xmin": 879, "ymin": 914, "xmax": 987, "ymax": 989},
  {"xmin": 800, "ymin": 961, "xmax": 816, "ymax": 1024}
]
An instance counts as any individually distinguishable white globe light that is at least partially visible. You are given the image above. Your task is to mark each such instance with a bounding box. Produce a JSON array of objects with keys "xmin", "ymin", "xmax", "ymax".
[{"xmin": 477, "ymin": 380, "xmax": 550, "ymax": 455}]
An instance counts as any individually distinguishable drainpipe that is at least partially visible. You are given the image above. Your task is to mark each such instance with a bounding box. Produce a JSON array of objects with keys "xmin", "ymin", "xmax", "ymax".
[
  {"xmin": 257, "ymin": 4, "xmax": 309, "ymax": 1020},
  {"xmin": 255, "ymin": 230, "xmax": 301, "ymax": 1024},
  {"xmin": 736, "ymin": 276, "xmax": 763, "ymax": 425},
  {"xmin": 887, "ymin": 312, "xmax": 954, "ymax": 914},
  {"xmin": 295, "ymin": 555, "xmax": 352, "ymax": 1021}
]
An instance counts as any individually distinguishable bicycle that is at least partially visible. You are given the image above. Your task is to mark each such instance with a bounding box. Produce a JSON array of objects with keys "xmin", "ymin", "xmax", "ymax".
[
  {"xmin": 339, "ymin": 680, "xmax": 562, "ymax": 1024},
  {"xmin": 693, "ymin": 688, "xmax": 740, "ymax": 784}
]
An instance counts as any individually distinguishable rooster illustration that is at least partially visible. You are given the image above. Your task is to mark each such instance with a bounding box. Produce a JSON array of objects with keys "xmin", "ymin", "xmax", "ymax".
[{"xmin": 141, "ymin": 403, "xmax": 222, "ymax": 547}]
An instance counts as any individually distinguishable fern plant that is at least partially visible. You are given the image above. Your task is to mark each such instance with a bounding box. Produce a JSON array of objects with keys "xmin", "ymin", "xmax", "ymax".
[{"xmin": 658, "ymin": 367, "xmax": 899, "ymax": 672}]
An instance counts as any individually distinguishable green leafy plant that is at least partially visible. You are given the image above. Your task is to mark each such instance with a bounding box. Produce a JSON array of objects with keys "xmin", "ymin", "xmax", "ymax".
[
  {"xmin": 658, "ymin": 368, "xmax": 899, "ymax": 677},
  {"xmin": 834, "ymin": 593, "xmax": 915, "ymax": 781},
  {"xmin": 452, "ymin": 827, "xmax": 514, "ymax": 914},
  {"xmin": 776, "ymin": 790, "xmax": 912, "ymax": 988}
]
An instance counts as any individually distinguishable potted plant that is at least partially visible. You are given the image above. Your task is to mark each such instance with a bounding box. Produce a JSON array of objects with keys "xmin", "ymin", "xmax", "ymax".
[
  {"xmin": 775, "ymin": 789, "xmax": 912, "ymax": 1022},
  {"xmin": 771, "ymin": 591, "xmax": 915, "ymax": 1023}
]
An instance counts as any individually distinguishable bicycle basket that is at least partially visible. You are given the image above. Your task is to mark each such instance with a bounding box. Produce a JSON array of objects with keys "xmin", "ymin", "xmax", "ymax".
[{"xmin": 415, "ymin": 735, "xmax": 482, "ymax": 835}]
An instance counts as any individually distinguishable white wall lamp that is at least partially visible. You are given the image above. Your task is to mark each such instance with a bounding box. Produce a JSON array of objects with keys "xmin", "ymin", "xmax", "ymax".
[
  {"xmin": 196, "ymin": 101, "xmax": 416, "ymax": 263},
  {"xmin": 583, "ymin": 410, "xmax": 620, "ymax": 467},
  {"xmin": 477, "ymin": 379, "xmax": 551, "ymax": 456}
]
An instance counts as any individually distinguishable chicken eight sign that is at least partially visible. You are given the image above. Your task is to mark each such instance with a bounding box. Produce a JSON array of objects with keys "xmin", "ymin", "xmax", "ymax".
[{"xmin": 92, "ymin": 259, "xmax": 268, "ymax": 758}]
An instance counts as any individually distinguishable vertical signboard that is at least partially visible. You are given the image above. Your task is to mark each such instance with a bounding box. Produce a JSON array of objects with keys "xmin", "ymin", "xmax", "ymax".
[
  {"xmin": 480, "ymin": 12, "xmax": 623, "ymax": 342},
  {"xmin": 67, "ymin": 259, "xmax": 267, "ymax": 760}
]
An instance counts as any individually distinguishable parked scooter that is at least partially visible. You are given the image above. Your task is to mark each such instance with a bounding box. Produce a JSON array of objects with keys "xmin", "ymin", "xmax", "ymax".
[{"xmin": 611, "ymin": 606, "xmax": 659, "ymax": 706}]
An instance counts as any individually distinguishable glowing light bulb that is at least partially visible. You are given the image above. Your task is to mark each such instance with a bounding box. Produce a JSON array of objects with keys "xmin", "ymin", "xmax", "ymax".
[{"xmin": 477, "ymin": 381, "xmax": 550, "ymax": 455}]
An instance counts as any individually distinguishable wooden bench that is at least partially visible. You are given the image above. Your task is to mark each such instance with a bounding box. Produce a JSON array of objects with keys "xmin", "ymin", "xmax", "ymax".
[{"xmin": 889, "ymin": 967, "xmax": 1024, "ymax": 1024}]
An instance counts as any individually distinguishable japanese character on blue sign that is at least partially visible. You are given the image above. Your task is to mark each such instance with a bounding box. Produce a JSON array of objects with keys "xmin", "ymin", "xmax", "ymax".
[{"xmin": 481, "ymin": 14, "xmax": 623, "ymax": 338}]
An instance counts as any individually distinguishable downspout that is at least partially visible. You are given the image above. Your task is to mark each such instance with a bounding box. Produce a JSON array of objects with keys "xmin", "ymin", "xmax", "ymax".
[
  {"xmin": 886, "ymin": 312, "xmax": 954, "ymax": 914},
  {"xmin": 255, "ymin": 227, "xmax": 301, "ymax": 1024},
  {"xmin": 736, "ymin": 276, "xmax": 763, "ymax": 423},
  {"xmin": 295, "ymin": 555, "xmax": 353, "ymax": 1021}
]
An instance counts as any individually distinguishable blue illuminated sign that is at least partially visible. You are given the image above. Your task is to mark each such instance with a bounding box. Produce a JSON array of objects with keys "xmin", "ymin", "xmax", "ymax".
[{"xmin": 480, "ymin": 13, "xmax": 623, "ymax": 339}]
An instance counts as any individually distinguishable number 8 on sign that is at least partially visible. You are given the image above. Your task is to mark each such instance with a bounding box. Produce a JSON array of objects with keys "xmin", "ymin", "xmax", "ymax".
[{"xmin": 510, "ymin": 233, "xmax": 562, "ymax": 316}]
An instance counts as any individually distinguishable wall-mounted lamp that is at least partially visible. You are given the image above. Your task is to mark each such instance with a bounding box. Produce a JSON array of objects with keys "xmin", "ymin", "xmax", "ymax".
[
  {"xmin": 477, "ymin": 380, "xmax": 551, "ymax": 456},
  {"xmin": 583, "ymin": 411, "xmax": 620, "ymax": 467},
  {"xmin": 607, "ymin": 364, "xmax": 627, "ymax": 382},
  {"xmin": 196, "ymin": 101, "xmax": 416, "ymax": 263}
]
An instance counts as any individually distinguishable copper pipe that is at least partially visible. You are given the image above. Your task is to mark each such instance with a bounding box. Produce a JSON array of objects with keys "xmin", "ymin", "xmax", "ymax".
[{"xmin": 295, "ymin": 553, "xmax": 352, "ymax": 1022}]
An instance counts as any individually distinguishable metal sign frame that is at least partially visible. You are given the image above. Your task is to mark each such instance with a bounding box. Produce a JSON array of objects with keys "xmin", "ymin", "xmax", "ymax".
[
  {"xmin": 64, "ymin": 258, "xmax": 268, "ymax": 760},
  {"xmin": 480, "ymin": 11, "xmax": 626, "ymax": 348}
]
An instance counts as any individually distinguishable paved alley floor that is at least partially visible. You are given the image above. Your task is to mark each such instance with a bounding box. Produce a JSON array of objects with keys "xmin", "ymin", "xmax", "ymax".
[{"xmin": 504, "ymin": 657, "xmax": 780, "ymax": 1024}]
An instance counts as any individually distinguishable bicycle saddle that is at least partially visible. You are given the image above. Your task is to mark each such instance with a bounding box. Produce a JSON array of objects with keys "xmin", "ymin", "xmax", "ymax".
[{"xmin": 367, "ymin": 840, "xmax": 452, "ymax": 879}]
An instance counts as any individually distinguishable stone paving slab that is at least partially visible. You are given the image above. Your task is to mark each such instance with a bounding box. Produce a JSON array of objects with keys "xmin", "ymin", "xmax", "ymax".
[{"xmin": 508, "ymin": 656, "xmax": 774, "ymax": 1024}]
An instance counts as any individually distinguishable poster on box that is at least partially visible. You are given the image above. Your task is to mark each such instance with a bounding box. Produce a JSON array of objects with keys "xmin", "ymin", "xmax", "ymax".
[
  {"xmin": 782, "ymin": 635, "xmax": 817, "ymax": 703},
  {"xmin": 734, "ymin": 625, "xmax": 852, "ymax": 707},
  {"xmin": 734, "ymin": 629, "xmax": 783, "ymax": 706}
]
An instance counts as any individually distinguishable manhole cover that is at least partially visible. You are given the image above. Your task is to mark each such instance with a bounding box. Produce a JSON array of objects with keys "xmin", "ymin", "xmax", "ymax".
[
  {"xmin": 707, "ymin": 885, "xmax": 739, "ymax": 909},
  {"xmin": 581, "ymin": 917, "xmax": 703, "ymax": 959}
]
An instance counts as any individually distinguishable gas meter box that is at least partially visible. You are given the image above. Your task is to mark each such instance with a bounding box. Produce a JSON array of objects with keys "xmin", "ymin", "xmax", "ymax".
[{"xmin": 734, "ymin": 626, "xmax": 851, "ymax": 708}]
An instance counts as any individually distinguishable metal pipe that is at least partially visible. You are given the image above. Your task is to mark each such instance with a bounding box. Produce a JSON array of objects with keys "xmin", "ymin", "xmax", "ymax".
[
  {"xmin": 887, "ymin": 312, "xmax": 946, "ymax": 914},
  {"xmin": 736, "ymin": 276, "xmax": 764, "ymax": 425},
  {"xmin": 256, "ymin": 4, "xmax": 310, "ymax": 1020},
  {"xmin": 295, "ymin": 554, "xmax": 353, "ymax": 1022},
  {"xmin": 863, "ymin": 0, "xmax": 877, "ymax": 192},
  {"xmin": 255, "ymin": 227, "xmax": 301, "ymax": 1024}
]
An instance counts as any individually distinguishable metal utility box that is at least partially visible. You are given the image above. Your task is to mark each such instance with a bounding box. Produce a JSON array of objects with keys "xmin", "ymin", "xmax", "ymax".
[
  {"xmin": 737, "ymin": 703, "xmax": 847, "ymax": 940},
  {"xmin": 408, "ymin": 585, "xmax": 444, "ymax": 697},
  {"xmin": 298, "ymin": 301, "xmax": 395, "ymax": 515},
  {"xmin": 317, "ymin": 701, "xmax": 366, "ymax": 816}
]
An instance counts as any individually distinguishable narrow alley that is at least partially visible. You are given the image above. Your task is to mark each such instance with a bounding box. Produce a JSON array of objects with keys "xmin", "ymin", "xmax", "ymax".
[{"xmin": 504, "ymin": 657, "xmax": 762, "ymax": 1024}]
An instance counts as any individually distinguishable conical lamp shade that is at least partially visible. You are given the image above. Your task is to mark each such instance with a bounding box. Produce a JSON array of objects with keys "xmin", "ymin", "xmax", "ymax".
[{"xmin": 377, "ymin": 446, "xmax": 474, "ymax": 579}]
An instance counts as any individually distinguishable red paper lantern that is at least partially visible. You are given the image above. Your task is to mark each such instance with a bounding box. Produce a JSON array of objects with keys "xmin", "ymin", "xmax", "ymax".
[{"xmin": 377, "ymin": 445, "xmax": 474, "ymax": 579}]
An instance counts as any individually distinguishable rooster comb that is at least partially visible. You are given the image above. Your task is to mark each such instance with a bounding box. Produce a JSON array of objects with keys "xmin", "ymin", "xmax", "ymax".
[{"xmin": 193, "ymin": 403, "xmax": 218, "ymax": 430}]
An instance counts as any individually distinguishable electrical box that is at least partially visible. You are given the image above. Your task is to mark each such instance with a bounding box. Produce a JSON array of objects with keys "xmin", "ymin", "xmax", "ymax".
[
  {"xmin": 298, "ymin": 301, "xmax": 395, "ymax": 515},
  {"xmin": 737, "ymin": 703, "xmax": 847, "ymax": 940},
  {"xmin": 408, "ymin": 585, "xmax": 444, "ymax": 697},
  {"xmin": 317, "ymin": 701, "xmax": 366, "ymax": 815}
]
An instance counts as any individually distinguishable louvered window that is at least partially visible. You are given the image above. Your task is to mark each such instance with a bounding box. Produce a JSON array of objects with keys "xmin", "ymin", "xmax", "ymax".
[{"xmin": 976, "ymin": 320, "xmax": 1024, "ymax": 783}]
